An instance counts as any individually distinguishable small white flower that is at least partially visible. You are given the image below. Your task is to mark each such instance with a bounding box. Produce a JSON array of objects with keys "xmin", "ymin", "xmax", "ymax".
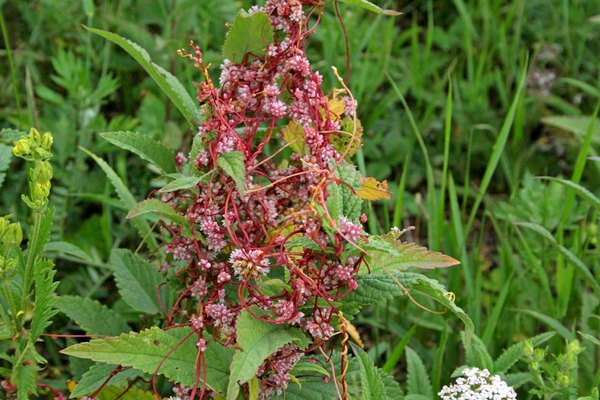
[{"xmin": 439, "ymin": 367, "xmax": 517, "ymax": 400}]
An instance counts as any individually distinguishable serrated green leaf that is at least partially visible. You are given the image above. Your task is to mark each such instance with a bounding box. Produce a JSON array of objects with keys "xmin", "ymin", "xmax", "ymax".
[
  {"xmin": 85, "ymin": 27, "xmax": 200, "ymax": 126},
  {"xmin": 381, "ymin": 368, "xmax": 404, "ymax": 400},
  {"xmin": 13, "ymin": 359, "xmax": 38, "ymax": 400},
  {"xmin": 223, "ymin": 11, "xmax": 274, "ymax": 63},
  {"xmin": 57, "ymin": 296, "xmax": 130, "ymax": 336},
  {"xmin": 326, "ymin": 183, "xmax": 343, "ymax": 222},
  {"xmin": 62, "ymin": 326, "xmax": 234, "ymax": 393},
  {"xmin": 503, "ymin": 372, "xmax": 532, "ymax": 388},
  {"xmin": 339, "ymin": 0, "xmax": 401, "ymax": 15},
  {"xmin": 159, "ymin": 172, "xmax": 210, "ymax": 193},
  {"xmin": 350, "ymin": 343, "xmax": 387, "ymax": 400},
  {"xmin": 217, "ymin": 151, "xmax": 246, "ymax": 194},
  {"xmin": 347, "ymin": 272, "xmax": 473, "ymax": 341},
  {"xmin": 72, "ymin": 363, "xmax": 142, "ymax": 398},
  {"xmin": 109, "ymin": 249, "xmax": 168, "ymax": 314},
  {"xmin": 127, "ymin": 198, "xmax": 188, "ymax": 228},
  {"xmin": 364, "ymin": 235, "xmax": 460, "ymax": 273},
  {"xmin": 81, "ymin": 147, "xmax": 157, "ymax": 250},
  {"xmin": 405, "ymin": 347, "xmax": 432, "ymax": 397},
  {"xmin": 30, "ymin": 258, "xmax": 59, "ymax": 342},
  {"xmin": 227, "ymin": 309, "xmax": 311, "ymax": 400},
  {"xmin": 334, "ymin": 161, "xmax": 364, "ymax": 222},
  {"xmin": 493, "ymin": 332, "xmax": 555, "ymax": 374},
  {"xmin": 462, "ymin": 332, "xmax": 494, "ymax": 371},
  {"xmin": 101, "ymin": 131, "xmax": 176, "ymax": 174},
  {"xmin": 30, "ymin": 207, "xmax": 55, "ymax": 262}
]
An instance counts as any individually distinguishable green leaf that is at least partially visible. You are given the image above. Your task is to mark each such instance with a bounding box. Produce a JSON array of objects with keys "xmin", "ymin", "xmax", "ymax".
[
  {"xmin": 334, "ymin": 161, "xmax": 364, "ymax": 222},
  {"xmin": 30, "ymin": 258, "xmax": 59, "ymax": 342},
  {"xmin": 516, "ymin": 221, "xmax": 600, "ymax": 295},
  {"xmin": 72, "ymin": 363, "xmax": 142, "ymax": 398},
  {"xmin": 227, "ymin": 309, "xmax": 311, "ymax": 400},
  {"xmin": 81, "ymin": 147, "xmax": 157, "ymax": 250},
  {"xmin": 515, "ymin": 308, "xmax": 575, "ymax": 341},
  {"xmin": 405, "ymin": 347, "xmax": 432, "ymax": 398},
  {"xmin": 364, "ymin": 235, "xmax": 460, "ymax": 273},
  {"xmin": 537, "ymin": 176, "xmax": 600, "ymax": 210},
  {"xmin": 101, "ymin": 131, "xmax": 176, "ymax": 174},
  {"xmin": 85, "ymin": 27, "xmax": 200, "ymax": 126},
  {"xmin": 13, "ymin": 359, "xmax": 38, "ymax": 400},
  {"xmin": 30, "ymin": 207, "xmax": 55, "ymax": 262},
  {"xmin": 217, "ymin": 151, "xmax": 246, "ymax": 194},
  {"xmin": 462, "ymin": 333, "xmax": 493, "ymax": 371},
  {"xmin": 381, "ymin": 369, "xmax": 404, "ymax": 400},
  {"xmin": 339, "ymin": 0, "xmax": 402, "ymax": 15},
  {"xmin": 159, "ymin": 172, "xmax": 210, "ymax": 193},
  {"xmin": 109, "ymin": 249, "xmax": 168, "ymax": 314},
  {"xmin": 62, "ymin": 326, "xmax": 234, "ymax": 393},
  {"xmin": 347, "ymin": 272, "xmax": 473, "ymax": 341},
  {"xmin": 541, "ymin": 115, "xmax": 600, "ymax": 143},
  {"xmin": 326, "ymin": 183, "xmax": 343, "ymax": 222},
  {"xmin": 127, "ymin": 198, "xmax": 188, "ymax": 228},
  {"xmin": 56, "ymin": 296, "xmax": 130, "ymax": 336},
  {"xmin": 44, "ymin": 241, "xmax": 93, "ymax": 263},
  {"xmin": 350, "ymin": 343, "xmax": 387, "ymax": 400},
  {"xmin": 493, "ymin": 332, "xmax": 556, "ymax": 374},
  {"xmin": 223, "ymin": 11, "xmax": 274, "ymax": 63},
  {"xmin": 96, "ymin": 385, "xmax": 157, "ymax": 400}
]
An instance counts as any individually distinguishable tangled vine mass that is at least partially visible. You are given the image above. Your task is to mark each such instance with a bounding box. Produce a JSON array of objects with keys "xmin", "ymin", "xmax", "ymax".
[{"xmin": 161, "ymin": 0, "xmax": 375, "ymax": 398}]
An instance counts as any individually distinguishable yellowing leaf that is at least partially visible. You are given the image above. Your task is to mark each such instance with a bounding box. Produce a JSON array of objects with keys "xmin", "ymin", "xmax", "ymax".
[
  {"xmin": 282, "ymin": 120, "xmax": 306, "ymax": 155},
  {"xmin": 330, "ymin": 116, "xmax": 363, "ymax": 159},
  {"xmin": 322, "ymin": 88, "xmax": 347, "ymax": 121},
  {"xmin": 356, "ymin": 177, "xmax": 392, "ymax": 201}
]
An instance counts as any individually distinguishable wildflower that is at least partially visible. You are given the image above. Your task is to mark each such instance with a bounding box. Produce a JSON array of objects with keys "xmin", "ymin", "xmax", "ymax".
[{"xmin": 438, "ymin": 367, "xmax": 517, "ymax": 400}]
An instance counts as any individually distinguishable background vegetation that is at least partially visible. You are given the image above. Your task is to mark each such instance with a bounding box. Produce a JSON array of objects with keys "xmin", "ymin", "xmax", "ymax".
[{"xmin": 1, "ymin": 0, "xmax": 599, "ymax": 398}]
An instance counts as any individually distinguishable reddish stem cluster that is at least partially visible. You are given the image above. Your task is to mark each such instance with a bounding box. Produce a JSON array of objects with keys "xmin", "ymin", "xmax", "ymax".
[{"xmin": 161, "ymin": 0, "xmax": 366, "ymax": 398}]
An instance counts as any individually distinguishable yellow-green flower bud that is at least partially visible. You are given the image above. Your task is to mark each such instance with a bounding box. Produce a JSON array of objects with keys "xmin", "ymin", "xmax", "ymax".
[
  {"xmin": 523, "ymin": 341, "xmax": 534, "ymax": 357},
  {"xmin": 32, "ymin": 161, "xmax": 53, "ymax": 183},
  {"xmin": 29, "ymin": 128, "xmax": 42, "ymax": 144},
  {"xmin": 3, "ymin": 223, "xmax": 23, "ymax": 246},
  {"xmin": 41, "ymin": 132, "xmax": 53, "ymax": 150},
  {"xmin": 12, "ymin": 139, "xmax": 31, "ymax": 157},
  {"xmin": 33, "ymin": 181, "xmax": 51, "ymax": 200}
]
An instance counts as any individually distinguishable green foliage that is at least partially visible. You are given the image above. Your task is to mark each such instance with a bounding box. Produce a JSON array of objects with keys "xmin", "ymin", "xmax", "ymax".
[
  {"xmin": 405, "ymin": 347, "xmax": 432, "ymax": 398},
  {"xmin": 85, "ymin": 27, "xmax": 201, "ymax": 126},
  {"xmin": 217, "ymin": 150, "xmax": 247, "ymax": 194},
  {"xmin": 62, "ymin": 326, "xmax": 234, "ymax": 393},
  {"xmin": 222, "ymin": 11, "xmax": 274, "ymax": 63},
  {"xmin": 72, "ymin": 363, "xmax": 142, "ymax": 398},
  {"xmin": 350, "ymin": 342, "xmax": 387, "ymax": 400},
  {"xmin": 56, "ymin": 295, "xmax": 130, "ymax": 335},
  {"xmin": 127, "ymin": 198, "xmax": 189, "ymax": 229},
  {"xmin": 227, "ymin": 309, "xmax": 311, "ymax": 400},
  {"xmin": 109, "ymin": 249, "xmax": 169, "ymax": 314},
  {"xmin": 101, "ymin": 131, "xmax": 177, "ymax": 174},
  {"xmin": 338, "ymin": 0, "xmax": 402, "ymax": 16}
]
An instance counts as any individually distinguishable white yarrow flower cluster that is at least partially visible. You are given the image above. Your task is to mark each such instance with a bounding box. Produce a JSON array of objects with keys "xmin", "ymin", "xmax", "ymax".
[{"xmin": 438, "ymin": 367, "xmax": 517, "ymax": 400}]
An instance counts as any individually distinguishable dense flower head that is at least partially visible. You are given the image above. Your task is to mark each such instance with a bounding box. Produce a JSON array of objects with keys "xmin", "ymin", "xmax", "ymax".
[
  {"xmin": 438, "ymin": 367, "xmax": 517, "ymax": 400},
  {"xmin": 161, "ymin": 0, "xmax": 368, "ymax": 397}
]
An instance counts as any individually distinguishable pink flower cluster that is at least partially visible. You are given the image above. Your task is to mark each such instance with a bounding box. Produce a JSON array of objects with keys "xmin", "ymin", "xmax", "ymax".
[{"xmin": 161, "ymin": 0, "xmax": 368, "ymax": 398}]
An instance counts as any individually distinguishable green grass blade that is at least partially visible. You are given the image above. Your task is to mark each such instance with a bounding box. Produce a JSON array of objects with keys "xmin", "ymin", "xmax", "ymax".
[
  {"xmin": 85, "ymin": 26, "xmax": 200, "ymax": 127},
  {"xmin": 466, "ymin": 61, "xmax": 528, "ymax": 236}
]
